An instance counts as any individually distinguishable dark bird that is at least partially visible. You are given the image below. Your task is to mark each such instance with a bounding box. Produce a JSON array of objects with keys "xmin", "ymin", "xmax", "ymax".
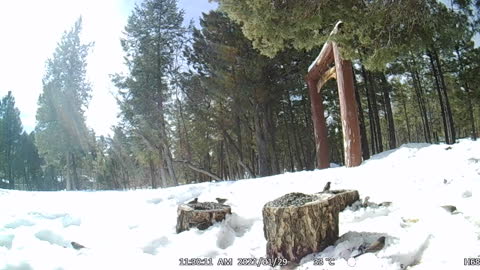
[
  {"xmin": 445, "ymin": 146, "xmax": 452, "ymax": 150},
  {"xmin": 216, "ymin": 197, "xmax": 227, "ymax": 204},
  {"xmin": 440, "ymin": 205, "xmax": 457, "ymax": 213},
  {"xmin": 71, "ymin": 241, "xmax": 86, "ymax": 250},
  {"xmin": 188, "ymin": 198, "xmax": 198, "ymax": 204},
  {"xmin": 354, "ymin": 236, "xmax": 386, "ymax": 258},
  {"xmin": 323, "ymin": 181, "xmax": 331, "ymax": 192},
  {"xmin": 379, "ymin": 201, "xmax": 392, "ymax": 207}
]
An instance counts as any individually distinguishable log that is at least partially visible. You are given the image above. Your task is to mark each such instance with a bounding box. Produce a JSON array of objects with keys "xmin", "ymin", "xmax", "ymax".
[
  {"xmin": 176, "ymin": 202, "xmax": 231, "ymax": 233},
  {"xmin": 262, "ymin": 189, "xmax": 359, "ymax": 263}
]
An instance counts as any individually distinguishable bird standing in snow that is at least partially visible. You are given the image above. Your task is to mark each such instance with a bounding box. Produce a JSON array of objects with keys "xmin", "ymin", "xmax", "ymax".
[
  {"xmin": 188, "ymin": 198, "xmax": 198, "ymax": 204},
  {"xmin": 353, "ymin": 236, "xmax": 386, "ymax": 258},
  {"xmin": 216, "ymin": 197, "xmax": 227, "ymax": 204},
  {"xmin": 323, "ymin": 181, "xmax": 331, "ymax": 192},
  {"xmin": 440, "ymin": 205, "xmax": 457, "ymax": 213},
  {"xmin": 362, "ymin": 196, "xmax": 370, "ymax": 207},
  {"xmin": 71, "ymin": 241, "xmax": 86, "ymax": 250}
]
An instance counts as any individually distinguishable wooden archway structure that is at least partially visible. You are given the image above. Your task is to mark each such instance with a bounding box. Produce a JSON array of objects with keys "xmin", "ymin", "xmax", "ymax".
[{"xmin": 306, "ymin": 21, "xmax": 362, "ymax": 168}]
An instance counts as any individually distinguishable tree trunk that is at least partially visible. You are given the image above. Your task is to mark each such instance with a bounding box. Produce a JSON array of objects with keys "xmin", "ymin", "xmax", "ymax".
[
  {"xmin": 455, "ymin": 47, "xmax": 477, "ymax": 141},
  {"xmin": 410, "ymin": 58, "xmax": 431, "ymax": 143},
  {"xmin": 301, "ymin": 94, "xmax": 315, "ymax": 170},
  {"xmin": 255, "ymin": 103, "xmax": 272, "ymax": 177},
  {"xmin": 264, "ymin": 102, "xmax": 280, "ymax": 174},
  {"xmin": 361, "ymin": 66, "xmax": 377, "ymax": 154},
  {"xmin": 427, "ymin": 50, "xmax": 451, "ymax": 144},
  {"xmin": 282, "ymin": 101, "xmax": 295, "ymax": 172},
  {"xmin": 367, "ymin": 72, "xmax": 383, "ymax": 152},
  {"xmin": 464, "ymin": 84, "xmax": 477, "ymax": 141},
  {"xmin": 432, "ymin": 49, "xmax": 455, "ymax": 144},
  {"xmin": 352, "ymin": 67, "xmax": 370, "ymax": 160},
  {"xmin": 287, "ymin": 92, "xmax": 305, "ymax": 170},
  {"xmin": 379, "ymin": 74, "xmax": 396, "ymax": 149},
  {"xmin": 398, "ymin": 85, "xmax": 412, "ymax": 142},
  {"xmin": 149, "ymin": 158, "xmax": 157, "ymax": 189}
]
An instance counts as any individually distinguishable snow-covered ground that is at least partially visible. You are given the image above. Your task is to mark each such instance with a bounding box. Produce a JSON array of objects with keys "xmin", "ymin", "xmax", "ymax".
[{"xmin": 1, "ymin": 139, "xmax": 480, "ymax": 270}]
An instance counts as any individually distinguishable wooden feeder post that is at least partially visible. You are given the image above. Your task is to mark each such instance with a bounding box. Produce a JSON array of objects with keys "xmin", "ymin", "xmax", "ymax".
[
  {"xmin": 306, "ymin": 21, "xmax": 362, "ymax": 168},
  {"xmin": 332, "ymin": 42, "xmax": 362, "ymax": 167},
  {"xmin": 306, "ymin": 41, "xmax": 334, "ymax": 169}
]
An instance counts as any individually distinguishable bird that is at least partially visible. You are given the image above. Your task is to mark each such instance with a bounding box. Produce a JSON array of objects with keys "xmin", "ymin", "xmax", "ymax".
[
  {"xmin": 362, "ymin": 196, "xmax": 370, "ymax": 207},
  {"xmin": 216, "ymin": 197, "xmax": 227, "ymax": 204},
  {"xmin": 440, "ymin": 205, "xmax": 457, "ymax": 213},
  {"xmin": 71, "ymin": 241, "xmax": 86, "ymax": 250},
  {"xmin": 353, "ymin": 236, "xmax": 386, "ymax": 258},
  {"xmin": 323, "ymin": 181, "xmax": 331, "ymax": 192},
  {"xmin": 188, "ymin": 198, "xmax": 198, "ymax": 204},
  {"xmin": 379, "ymin": 201, "xmax": 392, "ymax": 207}
]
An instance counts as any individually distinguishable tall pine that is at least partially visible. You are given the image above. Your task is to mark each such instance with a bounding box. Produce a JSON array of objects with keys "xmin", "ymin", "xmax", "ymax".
[
  {"xmin": 113, "ymin": 0, "xmax": 188, "ymax": 187},
  {"xmin": 36, "ymin": 18, "xmax": 92, "ymax": 190}
]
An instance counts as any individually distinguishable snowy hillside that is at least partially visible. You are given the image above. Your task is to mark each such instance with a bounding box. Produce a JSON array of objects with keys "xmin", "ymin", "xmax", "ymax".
[{"xmin": 1, "ymin": 139, "xmax": 480, "ymax": 270}]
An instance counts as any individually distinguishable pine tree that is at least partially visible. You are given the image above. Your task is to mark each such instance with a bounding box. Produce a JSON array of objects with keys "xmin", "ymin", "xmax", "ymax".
[
  {"xmin": 36, "ymin": 17, "xmax": 93, "ymax": 190},
  {"xmin": 0, "ymin": 91, "xmax": 23, "ymax": 189},
  {"xmin": 113, "ymin": 0, "xmax": 188, "ymax": 187}
]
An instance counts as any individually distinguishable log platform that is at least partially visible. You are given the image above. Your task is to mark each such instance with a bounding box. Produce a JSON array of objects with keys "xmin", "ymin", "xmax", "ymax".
[
  {"xmin": 262, "ymin": 189, "xmax": 359, "ymax": 263},
  {"xmin": 176, "ymin": 201, "xmax": 231, "ymax": 233}
]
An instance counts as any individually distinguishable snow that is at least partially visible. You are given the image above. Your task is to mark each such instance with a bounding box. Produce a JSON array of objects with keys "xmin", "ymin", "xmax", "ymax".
[{"xmin": 1, "ymin": 139, "xmax": 480, "ymax": 270}]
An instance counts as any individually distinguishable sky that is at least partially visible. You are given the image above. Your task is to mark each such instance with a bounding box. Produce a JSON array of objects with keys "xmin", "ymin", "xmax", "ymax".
[{"xmin": 0, "ymin": 0, "xmax": 217, "ymax": 137}]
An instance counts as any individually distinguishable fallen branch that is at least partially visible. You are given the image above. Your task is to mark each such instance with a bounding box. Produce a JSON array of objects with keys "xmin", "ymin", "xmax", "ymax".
[{"xmin": 174, "ymin": 160, "xmax": 222, "ymax": 181}]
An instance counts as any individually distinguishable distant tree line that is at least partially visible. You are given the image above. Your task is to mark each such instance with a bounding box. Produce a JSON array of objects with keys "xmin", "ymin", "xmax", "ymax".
[{"xmin": 1, "ymin": 0, "xmax": 479, "ymax": 191}]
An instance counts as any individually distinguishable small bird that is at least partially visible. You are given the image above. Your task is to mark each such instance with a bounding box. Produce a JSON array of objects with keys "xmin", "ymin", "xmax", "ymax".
[
  {"xmin": 323, "ymin": 181, "xmax": 331, "ymax": 192},
  {"xmin": 216, "ymin": 197, "xmax": 227, "ymax": 204},
  {"xmin": 379, "ymin": 201, "xmax": 392, "ymax": 207},
  {"xmin": 71, "ymin": 241, "xmax": 86, "ymax": 250},
  {"xmin": 188, "ymin": 198, "xmax": 198, "ymax": 204},
  {"xmin": 440, "ymin": 205, "xmax": 457, "ymax": 213},
  {"xmin": 362, "ymin": 196, "xmax": 370, "ymax": 207},
  {"xmin": 354, "ymin": 236, "xmax": 386, "ymax": 258}
]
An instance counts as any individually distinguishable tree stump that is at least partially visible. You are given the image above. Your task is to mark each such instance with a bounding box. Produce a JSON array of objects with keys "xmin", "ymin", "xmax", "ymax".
[
  {"xmin": 176, "ymin": 202, "xmax": 231, "ymax": 233},
  {"xmin": 262, "ymin": 190, "xmax": 359, "ymax": 263}
]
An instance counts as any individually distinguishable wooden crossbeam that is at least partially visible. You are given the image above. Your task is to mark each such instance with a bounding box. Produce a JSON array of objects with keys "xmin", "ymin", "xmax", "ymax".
[{"xmin": 316, "ymin": 66, "xmax": 337, "ymax": 92}]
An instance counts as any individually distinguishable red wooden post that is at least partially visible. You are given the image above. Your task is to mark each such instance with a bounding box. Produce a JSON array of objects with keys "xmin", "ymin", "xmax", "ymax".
[
  {"xmin": 306, "ymin": 79, "xmax": 330, "ymax": 169},
  {"xmin": 306, "ymin": 41, "xmax": 334, "ymax": 169},
  {"xmin": 332, "ymin": 42, "xmax": 362, "ymax": 167}
]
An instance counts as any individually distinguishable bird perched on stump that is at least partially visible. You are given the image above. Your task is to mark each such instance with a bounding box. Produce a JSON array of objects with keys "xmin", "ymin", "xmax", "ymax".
[
  {"xmin": 353, "ymin": 236, "xmax": 386, "ymax": 258},
  {"xmin": 188, "ymin": 198, "xmax": 198, "ymax": 204},
  {"xmin": 216, "ymin": 197, "xmax": 227, "ymax": 204},
  {"xmin": 71, "ymin": 241, "xmax": 86, "ymax": 250},
  {"xmin": 323, "ymin": 181, "xmax": 331, "ymax": 192}
]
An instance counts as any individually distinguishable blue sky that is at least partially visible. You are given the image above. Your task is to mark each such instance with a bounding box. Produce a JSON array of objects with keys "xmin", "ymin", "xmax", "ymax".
[{"xmin": 0, "ymin": 0, "xmax": 217, "ymax": 136}]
